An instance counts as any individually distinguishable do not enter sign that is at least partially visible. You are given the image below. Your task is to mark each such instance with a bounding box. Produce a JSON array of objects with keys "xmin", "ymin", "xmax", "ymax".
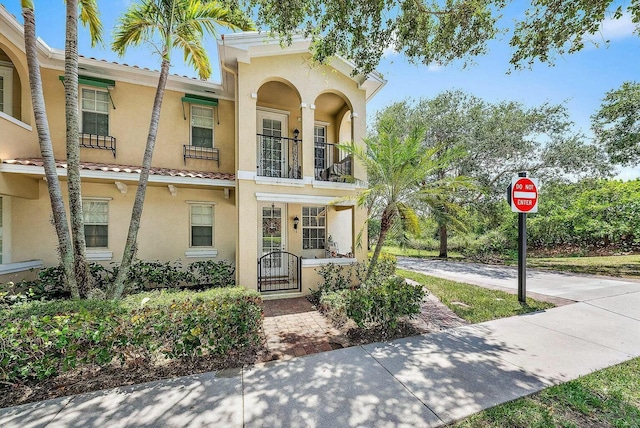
[{"xmin": 511, "ymin": 177, "xmax": 539, "ymax": 213}]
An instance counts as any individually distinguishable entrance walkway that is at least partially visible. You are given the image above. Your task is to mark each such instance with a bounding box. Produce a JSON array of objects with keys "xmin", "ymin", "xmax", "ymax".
[{"xmin": 262, "ymin": 297, "xmax": 346, "ymax": 359}]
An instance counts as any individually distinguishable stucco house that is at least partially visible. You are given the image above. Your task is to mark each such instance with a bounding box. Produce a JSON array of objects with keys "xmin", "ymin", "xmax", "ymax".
[{"xmin": 0, "ymin": 6, "xmax": 385, "ymax": 296}]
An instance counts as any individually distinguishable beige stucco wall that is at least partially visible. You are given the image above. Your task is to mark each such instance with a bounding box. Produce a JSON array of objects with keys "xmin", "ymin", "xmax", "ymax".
[
  {"xmin": 9, "ymin": 180, "xmax": 236, "ymax": 268},
  {"xmin": 234, "ymin": 51, "xmax": 368, "ymax": 293},
  {"xmin": 30, "ymin": 68, "xmax": 236, "ymax": 174}
]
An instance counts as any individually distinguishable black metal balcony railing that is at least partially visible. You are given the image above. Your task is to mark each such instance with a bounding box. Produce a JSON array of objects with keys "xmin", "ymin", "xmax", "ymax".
[
  {"xmin": 183, "ymin": 145, "xmax": 220, "ymax": 167},
  {"xmin": 257, "ymin": 134, "xmax": 301, "ymax": 179},
  {"xmin": 314, "ymin": 142, "xmax": 352, "ymax": 182},
  {"xmin": 80, "ymin": 133, "xmax": 116, "ymax": 157}
]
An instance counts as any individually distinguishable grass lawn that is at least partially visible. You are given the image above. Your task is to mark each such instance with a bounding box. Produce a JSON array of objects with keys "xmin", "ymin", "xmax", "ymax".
[
  {"xmin": 381, "ymin": 245, "xmax": 464, "ymax": 259},
  {"xmin": 397, "ymin": 269, "xmax": 554, "ymax": 324},
  {"xmin": 452, "ymin": 357, "xmax": 640, "ymax": 427},
  {"xmin": 522, "ymin": 254, "xmax": 640, "ymax": 279}
]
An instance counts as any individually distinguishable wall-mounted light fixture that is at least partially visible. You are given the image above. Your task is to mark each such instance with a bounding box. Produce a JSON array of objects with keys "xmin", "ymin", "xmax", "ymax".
[
  {"xmin": 293, "ymin": 215, "xmax": 300, "ymax": 230},
  {"xmin": 293, "ymin": 128, "xmax": 300, "ymax": 141}
]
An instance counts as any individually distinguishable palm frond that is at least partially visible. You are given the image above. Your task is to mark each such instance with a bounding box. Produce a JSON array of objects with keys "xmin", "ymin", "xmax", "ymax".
[{"xmin": 78, "ymin": 0, "xmax": 103, "ymax": 47}]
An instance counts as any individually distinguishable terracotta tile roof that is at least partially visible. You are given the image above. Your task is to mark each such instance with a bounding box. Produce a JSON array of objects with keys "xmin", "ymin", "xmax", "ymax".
[
  {"xmin": 3, "ymin": 158, "xmax": 235, "ymax": 181},
  {"xmin": 78, "ymin": 54, "xmax": 208, "ymax": 81}
]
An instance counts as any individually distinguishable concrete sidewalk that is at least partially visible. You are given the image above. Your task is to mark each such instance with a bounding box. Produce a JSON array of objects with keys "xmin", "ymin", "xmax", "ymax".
[{"xmin": 3, "ymin": 267, "xmax": 640, "ymax": 427}]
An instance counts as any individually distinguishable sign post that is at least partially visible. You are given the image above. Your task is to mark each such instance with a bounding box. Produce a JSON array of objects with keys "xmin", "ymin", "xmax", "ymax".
[{"xmin": 510, "ymin": 173, "xmax": 539, "ymax": 303}]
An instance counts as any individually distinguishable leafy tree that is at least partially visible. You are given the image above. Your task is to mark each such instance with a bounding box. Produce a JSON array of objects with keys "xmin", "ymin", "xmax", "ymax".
[
  {"xmin": 222, "ymin": 1, "xmax": 637, "ymax": 74},
  {"xmin": 592, "ymin": 81, "xmax": 640, "ymax": 167},
  {"xmin": 107, "ymin": 0, "xmax": 254, "ymax": 299},
  {"xmin": 376, "ymin": 92, "xmax": 612, "ymax": 256},
  {"xmin": 22, "ymin": 0, "xmax": 102, "ymax": 298}
]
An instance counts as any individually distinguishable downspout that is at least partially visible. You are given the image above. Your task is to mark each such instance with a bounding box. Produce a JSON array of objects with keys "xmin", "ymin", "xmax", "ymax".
[{"xmin": 220, "ymin": 34, "xmax": 241, "ymax": 285}]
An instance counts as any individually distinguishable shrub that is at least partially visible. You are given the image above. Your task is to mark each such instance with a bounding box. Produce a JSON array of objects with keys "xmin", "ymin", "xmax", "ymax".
[
  {"xmin": 318, "ymin": 289, "xmax": 351, "ymax": 327},
  {"xmin": 346, "ymin": 276, "xmax": 425, "ymax": 333},
  {"xmin": 0, "ymin": 305, "xmax": 122, "ymax": 380},
  {"xmin": 125, "ymin": 260, "xmax": 190, "ymax": 292},
  {"xmin": 355, "ymin": 253, "xmax": 398, "ymax": 285},
  {"xmin": 0, "ymin": 287, "xmax": 263, "ymax": 382},
  {"xmin": 311, "ymin": 262, "xmax": 357, "ymax": 301},
  {"xmin": 187, "ymin": 260, "xmax": 235, "ymax": 288}
]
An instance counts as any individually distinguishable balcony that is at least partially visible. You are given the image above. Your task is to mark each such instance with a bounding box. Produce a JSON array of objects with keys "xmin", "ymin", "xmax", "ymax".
[
  {"xmin": 314, "ymin": 142, "xmax": 352, "ymax": 182},
  {"xmin": 257, "ymin": 134, "xmax": 301, "ymax": 179},
  {"xmin": 80, "ymin": 133, "xmax": 116, "ymax": 157},
  {"xmin": 183, "ymin": 145, "xmax": 220, "ymax": 167}
]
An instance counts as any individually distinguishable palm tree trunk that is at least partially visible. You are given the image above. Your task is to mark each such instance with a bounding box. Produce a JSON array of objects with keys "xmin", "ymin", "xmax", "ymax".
[
  {"xmin": 366, "ymin": 206, "xmax": 394, "ymax": 281},
  {"xmin": 438, "ymin": 222, "xmax": 448, "ymax": 258},
  {"xmin": 108, "ymin": 59, "xmax": 170, "ymax": 300},
  {"xmin": 65, "ymin": 0, "xmax": 92, "ymax": 297},
  {"xmin": 22, "ymin": 6, "xmax": 79, "ymax": 298}
]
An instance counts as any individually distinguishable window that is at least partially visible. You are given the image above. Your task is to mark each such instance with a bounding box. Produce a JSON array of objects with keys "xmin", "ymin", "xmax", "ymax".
[
  {"xmin": 302, "ymin": 206, "xmax": 326, "ymax": 250},
  {"xmin": 81, "ymin": 88, "xmax": 109, "ymax": 135},
  {"xmin": 190, "ymin": 204, "xmax": 214, "ymax": 247},
  {"xmin": 191, "ymin": 105, "xmax": 214, "ymax": 148},
  {"xmin": 0, "ymin": 64, "xmax": 13, "ymax": 115},
  {"xmin": 83, "ymin": 200, "xmax": 108, "ymax": 247},
  {"xmin": 314, "ymin": 125, "xmax": 327, "ymax": 172}
]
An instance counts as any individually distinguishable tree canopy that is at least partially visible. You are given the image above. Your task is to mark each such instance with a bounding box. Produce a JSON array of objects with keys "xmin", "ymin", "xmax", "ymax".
[
  {"xmin": 223, "ymin": 0, "xmax": 639, "ymax": 74},
  {"xmin": 592, "ymin": 81, "xmax": 640, "ymax": 167}
]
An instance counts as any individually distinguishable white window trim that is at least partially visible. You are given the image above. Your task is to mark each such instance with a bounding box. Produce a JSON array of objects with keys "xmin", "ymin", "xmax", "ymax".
[
  {"xmin": 86, "ymin": 250, "xmax": 113, "ymax": 261},
  {"xmin": 190, "ymin": 104, "xmax": 215, "ymax": 148},
  {"xmin": 80, "ymin": 86, "xmax": 110, "ymax": 135},
  {"xmin": 302, "ymin": 205, "xmax": 327, "ymax": 254},
  {"xmin": 0, "ymin": 63, "xmax": 14, "ymax": 116},
  {"xmin": 187, "ymin": 201, "xmax": 216, "ymax": 249},
  {"xmin": 301, "ymin": 258, "xmax": 357, "ymax": 267},
  {"xmin": 256, "ymin": 106, "xmax": 290, "ymax": 117},
  {"xmin": 0, "ymin": 260, "xmax": 44, "ymax": 275},
  {"xmin": 83, "ymin": 198, "xmax": 110, "ymax": 249}
]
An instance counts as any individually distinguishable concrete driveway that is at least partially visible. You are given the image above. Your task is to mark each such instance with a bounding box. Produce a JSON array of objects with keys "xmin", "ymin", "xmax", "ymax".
[{"xmin": 398, "ymin": 257, "xmax": 640, "ymax": 302}]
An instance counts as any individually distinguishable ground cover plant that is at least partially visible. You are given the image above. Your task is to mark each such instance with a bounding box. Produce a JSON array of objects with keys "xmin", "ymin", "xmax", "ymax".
[
  {"xmin": 0, "ymin": 287, "xmax": 263, "ymax": 408},
  {"xmin": 452, "ymin": 357, "xmax": 640, "ymax": 427}
]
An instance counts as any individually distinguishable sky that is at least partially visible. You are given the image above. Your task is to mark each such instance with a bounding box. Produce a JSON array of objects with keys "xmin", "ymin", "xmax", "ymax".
[{"xmin": 3, "ymin": 1, "xmax": 640, "ymax": 179}]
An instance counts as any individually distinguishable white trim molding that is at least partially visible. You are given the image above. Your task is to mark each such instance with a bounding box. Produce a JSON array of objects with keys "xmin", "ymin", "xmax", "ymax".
[
  {"xmin": 0, "ymin": 111, "xmax": 32, "ymax": 131},
  {"xmin": 255, "ymin": 176, "xmax": 306, "ymax": 187},
  {"xmin": 185, "ymin": 249, "xmax": 218, "ymax": 258},
  {"xmin": 86, "ymin": 250, "xmax": 113, "ymax": 261},
  {"xmin": 312, "ymin": 181, "xmax": 358, "ymax": 191},
  {"xmin": 301, "ymin": 257, "xmax": 357, "ymax": 268},
  {"xmin": 255, "ymin": 192, "xmax": 354, "ymax": 206},
  {"xmin": 0, "ymin": 260, "xmax": 44, "ymax": 275}
]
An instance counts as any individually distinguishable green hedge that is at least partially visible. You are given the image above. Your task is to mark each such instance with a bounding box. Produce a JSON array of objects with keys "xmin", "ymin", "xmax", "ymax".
[{"xmin": 0, "ymin": 287, "xmax": 262, "ymax": 381}]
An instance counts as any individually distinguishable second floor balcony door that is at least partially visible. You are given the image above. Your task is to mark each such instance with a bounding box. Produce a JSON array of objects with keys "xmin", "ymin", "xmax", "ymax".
[{"xmin": 257, "ymin": 110, "xmax": 288, "ymax": 178}]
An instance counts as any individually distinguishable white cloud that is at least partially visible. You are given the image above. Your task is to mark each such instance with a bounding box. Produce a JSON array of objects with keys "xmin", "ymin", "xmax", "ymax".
[
  {"xmin": 594, "ymin": 13, "xmax": 637, "ymax": 41},
  {"xmin": 614, "ymin": 165, "xmax": 640, "ymax": 180},
  {"xmin": 382, "ymin": 45, "xmax": 398, "ymax": 57},
  {"xmin": 427, "ymin": 62, "xmax": 442, "ymax": 72}
]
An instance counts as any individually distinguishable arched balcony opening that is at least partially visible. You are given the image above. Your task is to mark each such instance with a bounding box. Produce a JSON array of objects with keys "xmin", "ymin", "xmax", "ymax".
[
  {"xmin": 256, "ymin": 80, "xmax": 302, "ymax": 179},
  {"xmin": 313, "ymin": 92, "xmax": 353, "ymax": 182}
]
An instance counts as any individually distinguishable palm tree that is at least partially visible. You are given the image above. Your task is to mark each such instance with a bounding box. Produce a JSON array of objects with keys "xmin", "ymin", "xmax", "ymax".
[
  {"xmin": 341, "ymin": 119, "xmax": 470, "ymax": 280},
  {"xmin": 22, "ymin": 0, "xmax": 102, "ymax": 298},
  {"xmin": 64, "ymin": 0, "xmax": 103, "ymax": 297},
  {"xmin": 107, "ymin": 0, "xmax": 254, "ymax": 299}
]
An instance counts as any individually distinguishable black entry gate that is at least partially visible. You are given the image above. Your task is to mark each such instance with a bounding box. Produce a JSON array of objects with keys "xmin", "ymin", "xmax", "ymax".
[{"xmin": 257, "ymin": 251, "xmax": 301, "ymax": 292}]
